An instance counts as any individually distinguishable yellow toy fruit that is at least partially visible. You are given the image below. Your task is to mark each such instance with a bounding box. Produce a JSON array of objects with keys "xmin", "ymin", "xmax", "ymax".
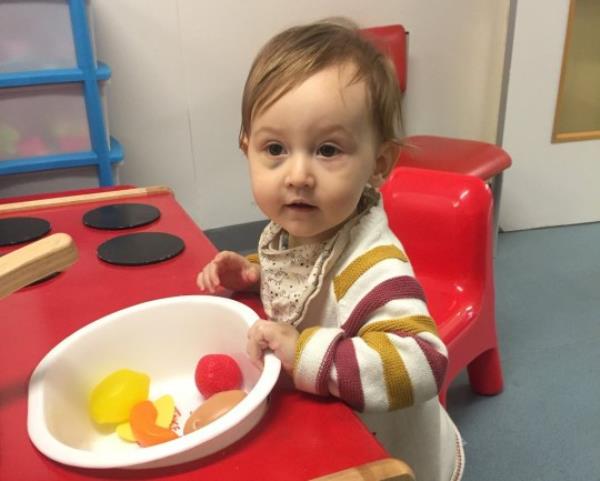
[
  {"xmin": 129, "ymin": 400, "xmax": 179, "ymax": 447},
  {"xmin": 154, "ymin": 394, "xmax": 176, "ymax": 427},
  {"xmin": 116, "ymin": 395, "xmax": 175, "ymax": 442},
  {"xmin": 89, "ymin": 369, "xmax": 150, "ymax": 424},
  {"xmin": 115, "ymin": 421, "xmax": 136, "ymax": 442}
]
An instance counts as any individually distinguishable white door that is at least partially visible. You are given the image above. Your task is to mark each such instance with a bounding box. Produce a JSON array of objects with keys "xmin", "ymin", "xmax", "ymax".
[{"xmin": 500, "ymin": 0, "xmax": 600, "ymax": 231}]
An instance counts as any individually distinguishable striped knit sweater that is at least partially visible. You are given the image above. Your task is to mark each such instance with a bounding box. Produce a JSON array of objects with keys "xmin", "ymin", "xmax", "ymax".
[{"xmin": 257, "ymin": 197, "xmax": 463, "ymax": 481}]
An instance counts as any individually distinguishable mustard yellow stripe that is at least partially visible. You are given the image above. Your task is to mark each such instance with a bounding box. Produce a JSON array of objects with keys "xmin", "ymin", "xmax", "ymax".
[
  {"xmin": 334, "ymin": 245, "xmax": 408, "ymax": 300},
  {"xmin": 358, "ymin": 315, "xmax": 438, "ymax": 337},
  {"xmin": 294, "ymin": 326, "xmax": 320, "ymax": 375},
  {"xmin": 363, "ymin": 332, "xmax": 413, "ymax": 410},
  {"xmin": 245, "ymin": 253, "xmax": 260, "ymax": 264}
]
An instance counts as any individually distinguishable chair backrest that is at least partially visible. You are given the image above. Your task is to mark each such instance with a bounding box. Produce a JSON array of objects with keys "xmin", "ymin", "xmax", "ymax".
[
  {"xmin": 380, "ymin": 167, "xmax": 493, "ymax": 322},
  {"xmin": 361, "ymin": 25, "xmax": 407, "ymax": 92}
]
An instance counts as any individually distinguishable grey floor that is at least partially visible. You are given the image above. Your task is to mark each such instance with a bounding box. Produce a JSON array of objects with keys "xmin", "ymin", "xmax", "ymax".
[{"xmin": 446, "ymin": 223, "xmax": 600, "ymax": 481}]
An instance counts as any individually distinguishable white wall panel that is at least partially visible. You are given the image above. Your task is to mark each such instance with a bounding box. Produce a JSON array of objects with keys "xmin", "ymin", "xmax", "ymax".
[{"xmin": 87, "ymin": 1, "xmax": 508, "ymax": 229}]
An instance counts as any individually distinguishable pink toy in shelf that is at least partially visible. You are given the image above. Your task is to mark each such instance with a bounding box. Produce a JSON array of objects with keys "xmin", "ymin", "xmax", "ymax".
[{"xmin": 17, "ymin": 136, "xmax": 49, "ymax": 158}]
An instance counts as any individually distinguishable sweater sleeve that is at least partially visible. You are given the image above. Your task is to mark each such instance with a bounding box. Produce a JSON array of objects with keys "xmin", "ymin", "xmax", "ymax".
[{"xmin": 293, "ymin": 244, "xmax": 448, "ymax": 412}]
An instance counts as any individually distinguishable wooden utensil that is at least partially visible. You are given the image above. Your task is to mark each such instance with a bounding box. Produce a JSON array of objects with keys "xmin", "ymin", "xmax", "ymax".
[
  {"xmin": 0, "ymin": 233, "xmax": 78, "ymax": 299},
  {"xmin": 0, "ymin": 186, "xmax": 171, "ymax": 215},
  {"xmin": 309, "ymin": 458, "xmax": 415, "ymax": 481}
]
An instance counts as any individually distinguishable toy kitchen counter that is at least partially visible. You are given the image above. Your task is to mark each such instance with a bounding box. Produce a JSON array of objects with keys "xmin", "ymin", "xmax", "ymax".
[{"xmin": 0, "ymin": 186, "xmax": 390, "ymax": 481}]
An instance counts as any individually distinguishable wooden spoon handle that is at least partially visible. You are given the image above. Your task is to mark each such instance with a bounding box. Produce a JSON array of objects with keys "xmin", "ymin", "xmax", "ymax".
[
  {"xmin": 309, "ymin": 458, "xmax": 415, "ymax": 481},
  {"xmin": 0, "ymin": 185, "xmax": 171, "ymax": 215},
  {"xmin": 0, "ymin": 233, "xmax": 78, "ymax": 299}
]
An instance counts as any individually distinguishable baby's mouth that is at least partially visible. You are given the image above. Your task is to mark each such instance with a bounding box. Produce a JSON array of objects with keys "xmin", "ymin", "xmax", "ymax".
[{"xmin": 285, "ymin": 201, "xmax": 317, "ymax": 211}]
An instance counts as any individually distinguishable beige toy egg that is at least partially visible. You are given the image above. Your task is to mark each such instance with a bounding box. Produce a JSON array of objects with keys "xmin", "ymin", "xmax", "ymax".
[{"xmin": 184, "ymin": 390, "xmax": 246, "ymax": 434}]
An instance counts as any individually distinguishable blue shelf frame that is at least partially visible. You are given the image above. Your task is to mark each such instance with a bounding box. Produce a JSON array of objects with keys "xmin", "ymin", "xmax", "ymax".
[
  {"xmin": 0, "ymin": 63, "xmax": 111, "ymax": 88},
  {"xmin": 0, "ymin": 0, "xmax": 123, "ymax": 186}
]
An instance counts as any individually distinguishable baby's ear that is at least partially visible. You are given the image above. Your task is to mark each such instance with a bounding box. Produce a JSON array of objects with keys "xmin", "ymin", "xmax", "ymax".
[
  {"xmin": 371, "ymin": 141, "xmax": 400, "ymax": 187},
  {"xmin": 239, "ymin": 134, "xmax": 249, "ymax": 155}
]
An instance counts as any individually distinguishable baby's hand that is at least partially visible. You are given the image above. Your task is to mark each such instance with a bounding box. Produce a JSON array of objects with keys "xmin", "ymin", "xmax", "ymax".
[
  {"xmin": 247, "ymin": 319, "xmax": 299, "ymax": 373},
  {"xmin": 197, "ymin": 251, "xmax": 260, "ymax": 293}
]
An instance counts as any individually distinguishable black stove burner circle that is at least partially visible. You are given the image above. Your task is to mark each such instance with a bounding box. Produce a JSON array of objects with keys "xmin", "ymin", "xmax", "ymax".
[
  {"xmin": 0, "ymin": 217, "xmax": 51, "ymax": 246},
  {"xmin": 83, "ymin": 203, "xmax": 161, "ymax": 230},
  {"xmin": 97, "ymin": 232, "xmax": 185, "ymax": 266}
]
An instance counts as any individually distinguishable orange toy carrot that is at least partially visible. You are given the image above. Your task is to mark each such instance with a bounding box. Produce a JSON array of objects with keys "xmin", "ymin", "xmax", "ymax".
[{"xmin": 129, "ymin": 400, "xmax": 179, "ymax": 447}]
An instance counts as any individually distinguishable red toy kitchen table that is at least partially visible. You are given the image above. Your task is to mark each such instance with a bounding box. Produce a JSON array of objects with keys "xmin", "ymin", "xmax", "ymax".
[{"xmin": 0, "ymin": 186, "xmax": 390, "ymax": 481}]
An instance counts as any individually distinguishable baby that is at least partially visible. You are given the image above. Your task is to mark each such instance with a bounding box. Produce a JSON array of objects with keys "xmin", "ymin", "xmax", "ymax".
[{"xmin": 198, "ymin": 19, "xmax": 463, "ymax": 481}]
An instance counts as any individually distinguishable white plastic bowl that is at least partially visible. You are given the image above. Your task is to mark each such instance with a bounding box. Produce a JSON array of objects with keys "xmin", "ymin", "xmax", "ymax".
[{"xmin": 27, "ymin": 295, "xmax": 281, "ymax": 469}]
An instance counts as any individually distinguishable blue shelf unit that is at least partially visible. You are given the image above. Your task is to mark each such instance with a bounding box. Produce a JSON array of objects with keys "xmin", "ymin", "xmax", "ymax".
[{"xmin": 0, "ymin": 0, "xmax": 123, "ymax": 186}]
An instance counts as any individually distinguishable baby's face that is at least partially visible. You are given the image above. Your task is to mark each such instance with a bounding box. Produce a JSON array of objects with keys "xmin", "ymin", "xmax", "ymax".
[{"xmin": 245, "ymin": 63, "xmax": 383, "ymax": 246}]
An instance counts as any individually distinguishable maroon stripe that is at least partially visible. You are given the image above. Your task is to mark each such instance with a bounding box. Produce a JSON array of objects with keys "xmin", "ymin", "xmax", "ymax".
[
  {"xmin": 394, "ymin": 332, "xmax": 448, "ymax": 391},
  {"xmin": 343, "ymin": 276, "xmax": 426, "ymax": 336},
  {"xmin": 315, "ymin": 332, "xmax": 344, "ymax": 395},
  {"xmin": 334, "ymin": 338, "xmax": 364, "ymax": 411}
]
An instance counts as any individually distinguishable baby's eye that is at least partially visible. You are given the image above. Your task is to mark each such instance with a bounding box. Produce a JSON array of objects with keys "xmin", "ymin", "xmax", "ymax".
[
  {"xmin": 317, "ymin": 144, "xmax": 341, "ymax": 158},
  {"xmin": 266, "ymin": 143, "xmax": 285, "ymax": 156}
]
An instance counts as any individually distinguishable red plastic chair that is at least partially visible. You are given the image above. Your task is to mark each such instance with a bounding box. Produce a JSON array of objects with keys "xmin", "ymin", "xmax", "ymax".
[
  {"xmin": 361, "ymin": 25, "xmax": 512, "ymax": 239},
  {"xmin": 380, "ymin": 167, "xmax": 504, "ymax": 405}
]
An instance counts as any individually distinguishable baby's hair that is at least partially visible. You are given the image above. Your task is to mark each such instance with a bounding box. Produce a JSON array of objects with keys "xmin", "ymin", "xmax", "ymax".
[{"xmin": 239, "ymin": 18, "xmax": 403, "ymax": 148}]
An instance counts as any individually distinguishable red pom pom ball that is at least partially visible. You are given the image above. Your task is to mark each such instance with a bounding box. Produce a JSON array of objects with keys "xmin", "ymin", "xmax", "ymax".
[{"xmin": 195, "ymin": 354, "xmax": 243, "ymax": 398}]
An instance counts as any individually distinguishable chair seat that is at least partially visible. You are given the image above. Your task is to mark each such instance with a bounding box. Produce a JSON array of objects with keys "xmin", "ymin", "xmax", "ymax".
[
  {"xmin": 400, "ymin": 135, "xmax": 512, "ymax": 181},
  {"xmin": 419, "ymin": 277, "xmax": 480, "ymax": 345}
]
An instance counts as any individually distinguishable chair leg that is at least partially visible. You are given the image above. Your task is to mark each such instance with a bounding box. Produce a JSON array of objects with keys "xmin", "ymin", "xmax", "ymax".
[
  {"xmin": 466, "ymin": 347, "xmax": 504, "ymax": 396},
  {"xmin": 490, "ymin": 172, "xmax": 504, "ymax": 257}
]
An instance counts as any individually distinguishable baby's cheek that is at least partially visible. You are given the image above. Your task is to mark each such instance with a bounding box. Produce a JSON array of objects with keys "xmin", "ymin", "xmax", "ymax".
[
  {"xmin": 329, "ymin": 190, "xmax": 363, "ymax": 215},
  {"xmin": 250, "ymin": 178, "xmax": 276, "ymax": 211},
  {"xmin": 253, "ymin": 193, "xmax": 277, "ymax": 220}
]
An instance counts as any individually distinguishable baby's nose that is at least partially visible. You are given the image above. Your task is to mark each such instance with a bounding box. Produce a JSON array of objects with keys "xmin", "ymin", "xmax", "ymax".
[{"xmin": 285, "ymin": 155, "xmax": 315, "ymax": 189}]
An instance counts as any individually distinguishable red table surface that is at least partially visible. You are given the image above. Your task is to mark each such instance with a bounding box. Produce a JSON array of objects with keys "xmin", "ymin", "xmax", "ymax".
[{"xmin": 0, "ymin": 188, "xmax": 388, "ymax": 480}]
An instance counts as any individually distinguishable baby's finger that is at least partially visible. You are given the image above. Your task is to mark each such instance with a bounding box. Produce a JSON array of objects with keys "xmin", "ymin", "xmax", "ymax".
[
  {"xmin": 198, "ymin": 263, "xmax": 216, "ymax": 293},
  {"xmin": 247, "ymin": 320, "xmax": 260, "ymax": 343},
  {"xmin": 246, "ymin": 337, "xmax": 264, "ymax": 369},
  {"xmin": 247, "ymin": 320, "xmax": 269, "ymax": 364},
  {"xmin": 241, "ymin": 269, "xmax": 251, "ymax": 283},
  {"xmin": 196, "ymin": 271, "xmax": 205, "ymax": 290},
  {"xmin": 202, "ymin": 268, "xmax": 215, "ymax": 292},
  {"xmin": 206, "ymin": 261, "xmax": 221, "ymax": 292},
  {"xmin": 243, "ymin": 267, "xmax": 258, "ymax": 283},
  {"xmin": 197, "ymin": 267, "xmax": 213, "ymax": 291}
]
